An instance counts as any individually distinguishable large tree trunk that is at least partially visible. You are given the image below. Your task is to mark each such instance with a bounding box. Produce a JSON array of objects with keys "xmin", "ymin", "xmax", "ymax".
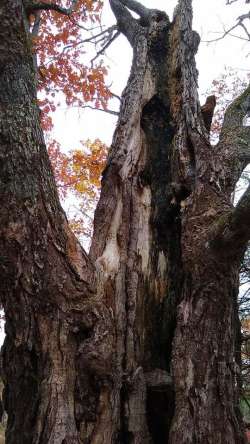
[
  {"xmin": 0, "ymin": 0, "xmax": 250, "ymax": 443},
  {"xmin": 0, "ymin": 1, "xmax": 113, "ymax": 443}
]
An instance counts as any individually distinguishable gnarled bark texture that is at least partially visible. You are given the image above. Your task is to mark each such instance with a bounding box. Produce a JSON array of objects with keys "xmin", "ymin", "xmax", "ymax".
[
  {"xmin": 0, "ymin": 0, "xmax": 250, "ymax": 443},
  {"xmin": 0, "ymin": 2, "xmax": 113, "ymax": 443}
]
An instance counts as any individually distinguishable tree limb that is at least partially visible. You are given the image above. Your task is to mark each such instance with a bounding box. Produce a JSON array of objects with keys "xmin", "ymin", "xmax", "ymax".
[
  {"xmin": 118, "ymin": 0, "xmax": 150, "ymax": 22},
  {"xmin": 208, "ymin": 89, "xmax": 250, "ymax": 254},
  {"xmin": 216, "ymin": 84, "xmax": 250, "ymax": 188},
  {"xmin": 109, "ymin": 0, "xmax": 143, "ymax": 46},
  {"xmin": 90, "ymin": 30, "xmax": 120, "ymax": 65},
  {"xmin": 204, "ymin": 11, "xmax": 250, "ymax": 42},
  {"xmin": 59, "ymin": 25, "xmax": 118, "ymax": 54},
  {"xmin": 110, "ymin": 91, "xmax": 121, "ymax": 102},
  {"xmin": 25, "ymin": 0, "xmax": 78, "ymax": 17},
  {"xmin": 203, "ymin": 23, "xmax": 248, "ymax": 43},
  {"xmin": 226, "ymin": 0, "xmax": 250, "ymax": 5},
  {"xmin": 81, "ymin": 105, "xmax": 119, "ymax": 116},
  {"xmin": 209, "ymin": 184, "xmax": 250, "ymax": 256}
]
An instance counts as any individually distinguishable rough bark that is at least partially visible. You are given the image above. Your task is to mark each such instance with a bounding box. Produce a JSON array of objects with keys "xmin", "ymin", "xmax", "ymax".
[
  {"xmin": 90, "ymin": 4, "xmax": 178, "ymax": 442},
  {"xmin": 168, "ymin": 4, "xmax": 249, "ymax": 443},
  {"xmin": 0, "ymin": 0, "xmax": 249, "ymax": 443},
  {"xmin": 0, "ymin": 2, "xmax": 113, "ymax": 443}
]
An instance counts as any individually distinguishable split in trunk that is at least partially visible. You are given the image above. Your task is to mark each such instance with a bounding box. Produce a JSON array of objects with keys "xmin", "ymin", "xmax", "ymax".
[{"xmin": 0, "ymin": 0, "xmax": 250, "ymax": 443}]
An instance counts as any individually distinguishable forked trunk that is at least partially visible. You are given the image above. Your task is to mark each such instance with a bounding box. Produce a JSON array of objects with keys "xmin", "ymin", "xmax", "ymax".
[{"xmin": 0, "ymin": 0, "xmax": 250, "ymax": 443}]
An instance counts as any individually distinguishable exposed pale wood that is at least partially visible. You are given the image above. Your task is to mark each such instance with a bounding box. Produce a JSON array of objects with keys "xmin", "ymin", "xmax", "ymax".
[{"xmin": 0, "ymin": 0, "xmax": 249, "ymax": 443}]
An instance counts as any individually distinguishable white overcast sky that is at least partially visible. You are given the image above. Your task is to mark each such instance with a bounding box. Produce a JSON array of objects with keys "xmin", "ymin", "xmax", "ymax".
[{"xmin": 52, "ymin": 0, "xmax": 249, "ymax": 149}]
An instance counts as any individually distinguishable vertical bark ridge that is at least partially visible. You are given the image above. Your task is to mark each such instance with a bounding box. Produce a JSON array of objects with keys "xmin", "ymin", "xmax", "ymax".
[
  {"xmin": 90, "ymin": 8, "xmax": 183, "ymax": 442},
  {"xmin": 0, "ymin": 2, "xmax": 114, "ymax": 443},
  {"xmin": 0, "ymin": 0, "xmax": 248, "ymax": 442},
  {"xmin": 169, "ymin": 1, "xmax": 247, "ymax": 443}
]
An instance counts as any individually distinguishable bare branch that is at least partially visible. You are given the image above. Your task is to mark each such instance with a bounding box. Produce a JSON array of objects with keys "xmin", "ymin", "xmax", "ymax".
[
  {"xmin": 240, "ymin": 21, "xmax": 250, "ymax": 40},
  {"xmin": 226, "ymin": 0, "xmax": 250, "ymax": 4},
  {"xmin": 90, "ymin": 31, "xmax": 120, "ymax": 65},
  {"xmin": 204, "ymin": 10, "xmax": 250, "ymax": 43},
  {"xmin": 203, "ymin": 27, "xmax": 245, "ymax": 43},
  {"xmin": 81, "ymin": 105, "xmax": 119, "ymax": 116},
  {"xmin": 69, "ymin": 18, "xmax": 103, "ymax": 32},
  {"xmin": 238, "ymin": 11, "xmax": 250, "ymax": 21},
  {"xmin": 110, "ymin": 91, "xmax": 121, "ymax": 102},
  {"xmin": 60, "ymin": 25, "xmax": 118, "ymax": 54},
  {"xmin": 26, "ymin": 0, "xmax": 78, "ymax": 17},
  {"xmin": 63, "ymin": 102, "xmax": 119, "ymax": 115},
  {"xmin": 226, "ymin": 33, "xmax": 250, "ymax": 41}
]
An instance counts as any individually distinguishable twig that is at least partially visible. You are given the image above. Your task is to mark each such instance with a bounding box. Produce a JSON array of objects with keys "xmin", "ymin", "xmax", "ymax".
[
  {"xmin": 81, "ymin": 105, "xmax": 119, "ymax": 116},
  {"xmin": 203, "ymin": 11, "xmax": 250, "ymax": 43},
  {"xmin": 110, "ymin": 91, "xmax": 121, "ymax": 102},
  {"xmin": 61, "ymin": 25, "xmax": 118, "ymax": 54},
  {"xmin": 31, "ymin": 10, "xmax": 41, "ymax": 37},
  {"xmin": 91, "ymin": 31, "xmax": 120, "ymax": 65}
]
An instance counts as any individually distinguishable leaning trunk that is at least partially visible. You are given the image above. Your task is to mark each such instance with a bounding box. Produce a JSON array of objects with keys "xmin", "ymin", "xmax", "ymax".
[{"xmin": 0, "ymin": 0, "xmax": 249, "ymax": 443}]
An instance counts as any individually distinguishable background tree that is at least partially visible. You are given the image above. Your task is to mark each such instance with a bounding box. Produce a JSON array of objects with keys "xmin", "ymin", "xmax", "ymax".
[
  {"xmin": 27, "ymin": 0, "xmax": 114, "ymax": 241},
  {"xmin": 48, "ymin": 138, "xmax": 108, "ymax": 241},
  {"xmin": 0, "ymin": 1, "xmax": 250, "ymax": 444},
  {"xmin": 206, "ymin": 0, "xmax": 250, "ymax": 42}
]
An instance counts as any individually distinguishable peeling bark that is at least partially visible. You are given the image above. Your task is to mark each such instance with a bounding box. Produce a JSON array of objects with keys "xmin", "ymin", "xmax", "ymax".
[
  {"xmin": 90, "ymin": 5, "xmax": 179, "ymax": 441},
  {"xmin": 0, "ymin": 0, "xmax": 249, "ymax": 443}
]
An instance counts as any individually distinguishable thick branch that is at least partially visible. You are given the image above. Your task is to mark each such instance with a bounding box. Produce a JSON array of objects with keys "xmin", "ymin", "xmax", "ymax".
[
  {"xmin": 26, "ymin": 0, "xmax": 78, "ymax": 16},
  {"xmin": 238, "ymin": 11, "xmax": 250, "ymax": 22},
  {"xmin": 210, "ymin": 185, "xmax": 250, "ymax": 256},
  {"xmin": 109, "ymin": 0, "xmax": 143, "ymax": 46},
  {"xmin": 118, "ymin": 0, "xmax": 150, "ymax": 21},
  {"xmin": 226, "ymin": 0, "xmax": 250, "ymax": 3},
  {"xmin": 216, "ymin": 84, "xmax": 250, "ymax": 188}
]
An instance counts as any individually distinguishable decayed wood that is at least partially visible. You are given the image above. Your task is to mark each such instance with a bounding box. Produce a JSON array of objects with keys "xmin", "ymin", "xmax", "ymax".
[
  {"xmin": 90, "ymin": 2, "xmax": 178, "ymax": 441},
  {"xmin": 0, "ymin": 0, "xmax": 250, "ymax": 443}
]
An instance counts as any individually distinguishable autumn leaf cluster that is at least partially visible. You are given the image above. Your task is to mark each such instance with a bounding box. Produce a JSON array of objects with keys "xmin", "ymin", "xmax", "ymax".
[
  {"xmin": 32, "ymin": 0, "xmax": 112, "ymax": 130},
  {"xmin": 32, "ymin": 0, "xmax": 110, "ymax": 240}
]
